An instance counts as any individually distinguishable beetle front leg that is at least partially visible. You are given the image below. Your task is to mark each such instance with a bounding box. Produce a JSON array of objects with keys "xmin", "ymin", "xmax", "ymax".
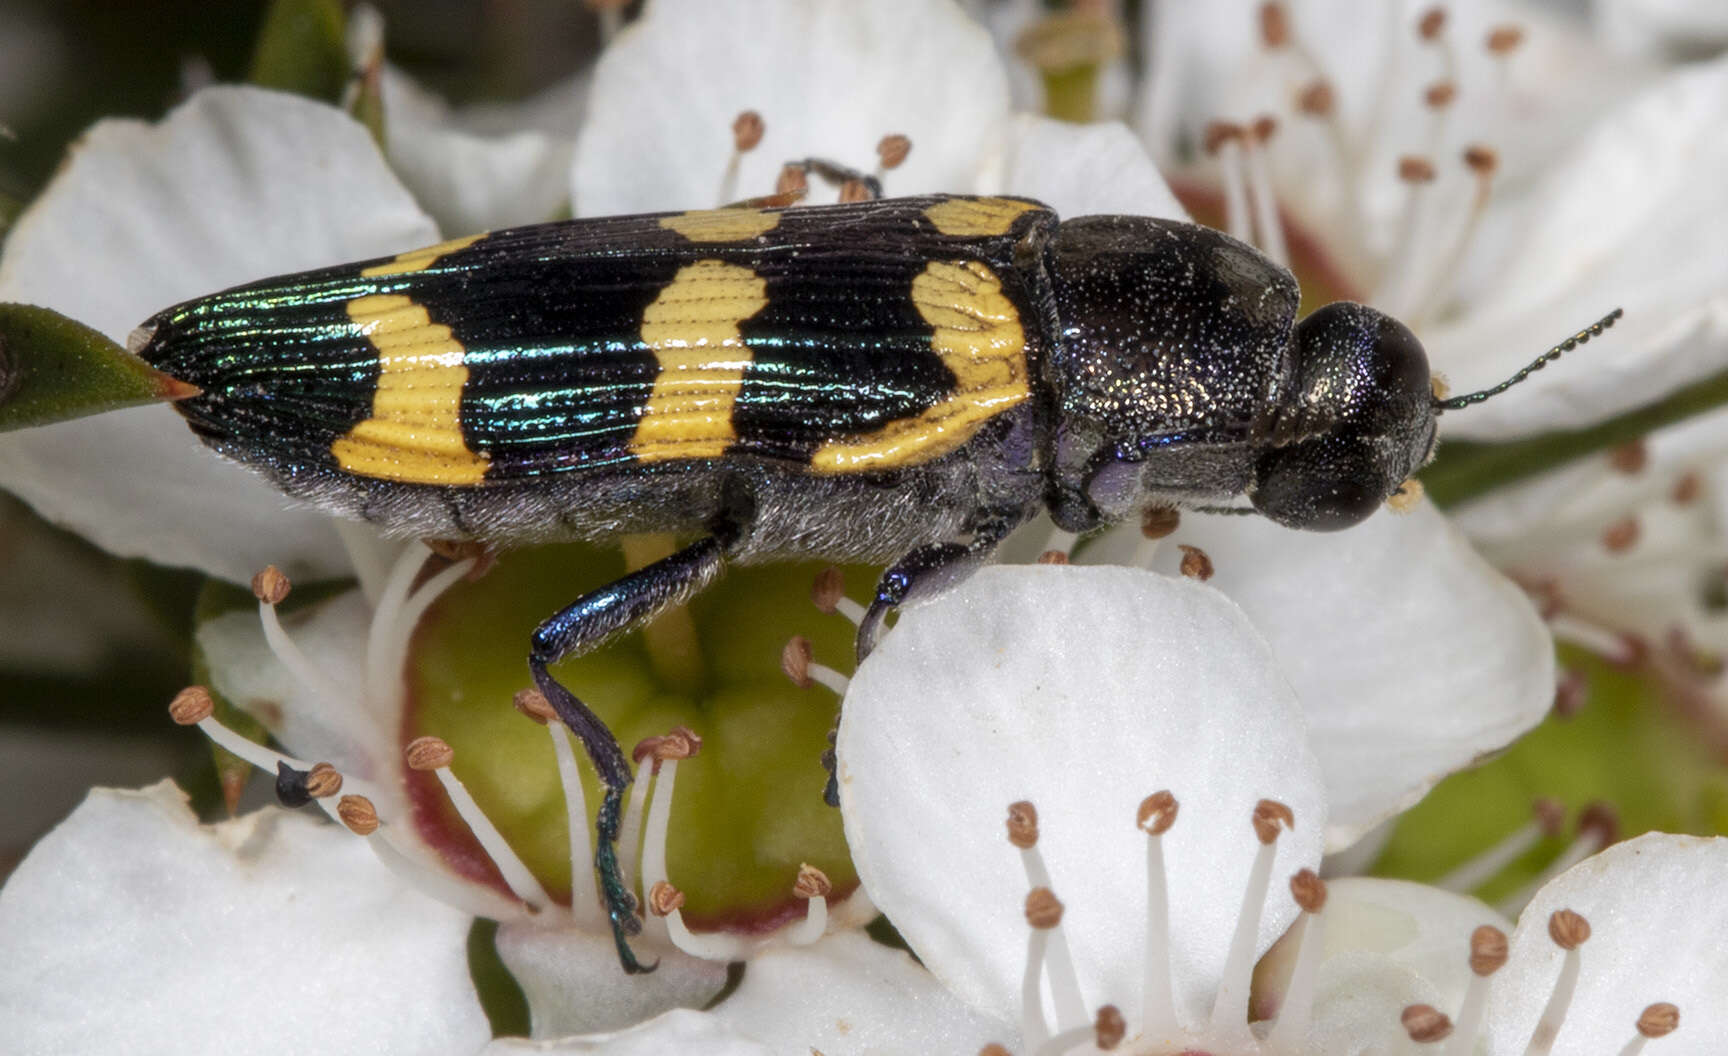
[{"xmin": 528, "ymin": 535, "xmax": 726, "ymax": 974}]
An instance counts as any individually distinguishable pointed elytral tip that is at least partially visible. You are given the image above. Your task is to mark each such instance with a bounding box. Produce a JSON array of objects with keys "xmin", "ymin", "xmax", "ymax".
[
  {"xmin": 511, "ymin": 687, "xmax": 555, "ymax": 726},
  {"xmin": 1486, "ymin": 24, "xmax": 1526, "ymax": 55},
  {"xmin": 1094, "ymin": 1005, "xmax": 1126, "ymax": 1050},
  {"xmin": 793, "ymin": 863, "xmax": 832, "ymax": 900},
  {"xmin": 1638, "ymin": 1003, "xmax": 1680, "ymax": 1039},
  {"xmin": 1296, "ymin": 78, "xmax": 1336, "ymax": 117},
  {"xmin": 1138, "ymin": 790, "xmax": 1179, "ymax": 835},
  {"xmin": 876, "ymin": 133, "xmax": 911, "ymax": 171},
  {"xmin": 404, "ymin": 735, "xmax": 455, "ymax": 771},
  {"xmin": 731, "ymin": 110, "xmax": 764, "ymax": 153},
  {"xmin": 337, "ymin": 794, "xmax": 379, "ymax": 835},
  {"xmin": 169, "ymin": 685, "xmax": 215, "ymax": 726},
  {"xmin": 1547, "ymin": 908, "xmax": 1591, "ymax": 950},
  {"xmin": 1252, "ymin": 798, "xmax": 1295, "ymax": 844},
  {"xmin": 1258, "ymin": 1, "xmax": 1290, "ymax": 49},
  {"xmin": 1578, "ymin": 801, "xmax": 1619, "ymax": 844},
  {"xmin": 250, "ymin": 565, "xmax": 291, "ymax": 605},
  {"xmin": 647, "ymin": 880, "xmax": 685, "ymax": 917},
  {"xmin": 781, "ymin": 635, "xmax": 815, "ymax": 688},
  {"xmin": 1141, "ymin": 505, "xmax": 1180, "ymax": 540},
  {"xmin": 1418, "ymin": 7, "xmax": 1448, "ymax": 41},
  {"xmin": 1402, "ymin": 1004, "xmax": 1454, "ymax": 1042},
  {"xmin": 810, "ymin": 566, "xmax": 846, "ymax": 613},
  {"xmin": 1178, "ymin": 544, "xmax": 1214, "ymax": 581},
  {"xmin": 1290, "ymin": 868, "xmax": 1327, "ymax": 913},
  {"xmin": 1007, "ymin": 801, "xmax": 1040, "ymax": 849},
  {"xmin": 1036, "ymin": 549, "xmax": 1070, "ymax": 565},
  {"xmin": 305, "ymin": 762, "xmax": 343, "ymax": 799},
  {"xmin": 1399, "ymin": 156, "xmax": 1438, "ymax": 184},
  {"xmin": 1024, "ymin": 887, "xmax": 1064, "ymax": 929},
  {"xmin": 1470, "ymin": 924, "xmax": 1510, "ymax": 975}
]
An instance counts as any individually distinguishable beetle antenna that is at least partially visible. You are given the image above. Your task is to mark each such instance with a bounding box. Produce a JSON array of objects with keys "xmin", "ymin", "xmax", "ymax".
[{"xmin": 1434, "ymin": 307, "xmax": 1622, "ymax": 412}]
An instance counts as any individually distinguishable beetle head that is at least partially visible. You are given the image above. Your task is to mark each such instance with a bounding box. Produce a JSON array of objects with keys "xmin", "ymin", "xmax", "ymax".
[{"xmin": 1250, "ymin": 302, "xmax": 1436, "ymax": 531}]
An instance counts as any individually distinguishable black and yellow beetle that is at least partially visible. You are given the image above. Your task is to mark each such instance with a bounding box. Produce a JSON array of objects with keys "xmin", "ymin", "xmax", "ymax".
[{"xmin": 131, "ymin": 192, "xmax": 1615, "ymax": 970}]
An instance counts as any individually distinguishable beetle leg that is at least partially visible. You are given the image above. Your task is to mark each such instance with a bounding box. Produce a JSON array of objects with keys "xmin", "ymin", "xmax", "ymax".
[{"xmin": 528, "ymin": 535, "xmax": 727, "ymax": 974}]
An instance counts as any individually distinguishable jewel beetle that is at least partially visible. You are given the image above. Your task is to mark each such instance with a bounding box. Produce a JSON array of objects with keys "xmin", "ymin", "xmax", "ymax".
[{"xmin": 130, "ymin": 192, "xmax": 1618, "ymax": 970}]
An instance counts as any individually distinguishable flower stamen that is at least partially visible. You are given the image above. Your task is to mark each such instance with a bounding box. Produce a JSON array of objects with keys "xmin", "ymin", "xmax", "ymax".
[
  {"xmin": 781, "ymin": 635, "xmax": 851, "ymax": 694},
  {"xmin": 1007, "ymin": 803, "xmax": 1089, "ymax": 1037},
  {"xmin": 405, "ymin": 735, "xmax": 552, "ymax": 912},
  {"xmin": 1244, "ymin": 116, "xmax": 1289, "ymax": 266},
  {"xmin": 1497, "ymin": 804, "xmax": 1617, "ymax": 915},
  {"xmin": 1436, "ymin": 797, "xmax": 1566, "ymax": 894},
  {"xmin": 1212, "ymin": 799, "xmax": 1294, "ymax": 1032},
  {"xmin": 1444, "ymin": 925, "xmax": 1508, "ymax": 1055},
  {"xmin": 1137, "ymin": 791, "xmax": 1180, "ymax": 1036},
  {"xmin": 1264, "ymin": 869, "xmax": 1327, "ymax": 1047},
  {"xmin": 1204, "ymin": 121, "xmax": 1254, "ymax": 245},
  {"xmin": 1523, "ymin": 909, "xmax": 1591, "ymax": 1054},
  {"xmin": 515, "ymin": 687, "xmax": 601, "ymax": 924},
  {"xmin": 787, "ymin": 863, "xmax": 831, "ymax": 945},
  {"xmin": 719, "ymin": 109, "xmax": 764, "ymax": 206},
  {"xmin": 811, "ymin": 566, "xmax": 867, "ymax": 628},
  {"xmin": 1619, "ymin": 1003, "xmax": 1681, "ymax": 1054}
]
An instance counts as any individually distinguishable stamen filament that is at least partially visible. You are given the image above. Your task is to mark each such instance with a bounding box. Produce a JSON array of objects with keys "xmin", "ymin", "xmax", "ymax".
[
  {"xmin": 806, "ymin": 660, "xmax": 851, "ymax": 695},
  {"xmin": 1496, "ymin": 812, "xmax": 1612, "ymax": 917},
  {"xmin": 616, "ymin": 758, "xmax": 654, "ymax": 898},
  {"xmin": 429, "ymin": 764, "xmax": 553, "ymax": 912},
  {"xmin": 1445, "ymin": 925, "xmax": 1508, "ymax": 1056},
  {"xmin": 1436, "ymin": 799, "xmax": 1563, "ymax": 893},
  {"xmin": 1264, "ymin": 872, "xmax": 1326, "ymax": 1047},
  {"xmin": 375, "ymin": 557, "xmax": 476, "ymax": 702},
  {"xmin": 1014, "ymin": 853, "xmax": 1087, "ymax": 1030},
  {"xmin": 1212, "ymin": 800, "xmax": 1291, "ymax": 1033},
  {"xmin": 333, "ymin": 520, "xmax": 391, "ymax": 605},
  {"xmin": 256, "ymin": 593, "xmax": 352, "ymax": 712},
  {"xmin": 1244, "ymin": 125, "xmax": 1290, "ymax": 266},
  {"xmin": 1034, "ymin": 1024, "xmax": 1095, "ymax": 1056},
  {"xmin": 1549, "ymin": 616, "xmax": 1641, "ymax": 665},
  {"xmin": 365, "ymin": 542, "xmax": 433, "ymax": 709},
  {"xmin": 1523, "ymin": 910, "xmax": 1590, "ymax": 1055},
  {"xmin": 360, "ymin": 818, "xmax": 520, "ymax": 920},
  {"xmin": 1216, "ymin": 135, "xmax": 1253, "ymax": 244},
  {"xmin": 1138, "ymin": 793, "xmax": 1178, "ymax": 1035},
  {"xmin": 549, "ymin": 723, "xmax": 601, "ymax": 925},
  {"xmin": 787, "ymin": 865, "xmax": 831, "ymax": 946},
  {"xmin": 1023, "ymin": 925, "xmax": 1053, "ymax": 1048}
]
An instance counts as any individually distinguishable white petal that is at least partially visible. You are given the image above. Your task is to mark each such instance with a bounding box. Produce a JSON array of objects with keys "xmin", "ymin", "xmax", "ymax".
[
  {"xmin": 0, "ymin": 86, "xmax": 439, "ymax": 583},
  {"xmin": 482, "ymin": 1009, "xmax": 770, "ymax": 1056},
  {"xmin": 382, "ymin": 67, "xmax": 575, "ymax": 234},
  {"xmin": 711, "ymin": 931, "xmax": 1012, "ymax": 1055},
  {"xmin": 0, "ymin": 782, "xmax": 486, "ymax": 1054},
  {"xmin": 1593, "ymin": 0, "xmax": 1728, "ymax": 60},
  {"xmin": 1097, "ymin": 503, "xmax": 1553, "ymax": 850},
  {"xmin": 1484, "ymin": 833, "xmax": 1728, "ymax": 1054},
  {"xmin": 495, "ymin": 921, "xmax": 729, "ymax": 1038},
  {"xmin": 839, "ymin": 565, "xmax": 1326, "ymax": 1027},
  {"xmin": 1434, "ymin": 56, "xmax": 1728, "ymax": 439},
  {"xmin": 574, "ymin": 0, "xmax": 1011, "ymax": 215},
  {"xmin": 996, "ymin": 115, "xmax": 1190, "ymax": 221}
]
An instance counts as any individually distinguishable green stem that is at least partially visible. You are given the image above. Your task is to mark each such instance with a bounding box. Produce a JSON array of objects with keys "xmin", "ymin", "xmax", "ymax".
[{"xmin": 1423, "ymin": 364, "xmax": 1728, "ymax": 507}]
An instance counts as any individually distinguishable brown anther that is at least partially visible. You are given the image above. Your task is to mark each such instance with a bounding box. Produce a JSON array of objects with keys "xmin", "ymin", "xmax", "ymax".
[
  {"xmin": 1469, "ymin": 924, "xmax": 1509, "ymax": 975},
  {"xmin": 1250, "ymin": 114, "xmax": 1278, "ymax": 143},
  {"xmin": 1295, "ymin": 78, "xmax": 1336, "ymax": 116},
  {"xmin": 811, "ymin": 566, "xmax": 846, "ymax": 613},
  {"xmin": 1424, "ymin": 80, "xmax": 1458, "ymax": 109},
  {"xmin": 838, "ymin": 179, "xmax": 872, "ymax": 204},
  {"xmin": 1258, "ymin": 2, "xmax": 1291, "ymax": 48},
  {"xmin": 404, "ymin": 735, "xmax": 455, "ymax": 771},
  {"xmin": 1431, "ymin": 373, "xmax": 1452, "ymax": 401},
  {"xmin": 1602, "ymin": 516, "xmax": 1640, "ymax": 554},
  {"xmin": 1578, "ymin": 801, "xmax": 1619, "ymax": 845},
  {"xmin": 1252, "ymin": 798, "xmax": 1295, "ymax": 844},
  {"xmin": 978, "ymin": 1046, "xmax": 1013, "ymax": 1056},
  {"xmin": 776, "ymin": 164, "xmax": 809, "ymax": 197},
  {"xmin": 1485, "ymin": 24, "xmax": 1526, "ymax": 55},
  {"xmin": 1094, "ymin": 1005, "xmax": 1126, "ymax": 1050},
  {"xmin": 1553, "ymin": 669, "xmax": 1588, "ymax": 718},
  {"xmin": 1006, "ymin": 801, "xmax": 1040, "ymax": 849},
  {"xmin": 781, "ymin": 635, "xmax": 815, "ymax": 688},
  {"xmin": 732, "ymin": 110, "xmax": 764, "ymax": 153},
  {"xmin": 1137, "ymin": 790, "xmax": 1178, "ymax": 835},
  {"xmin": 1203, "ymin": 121, "xmax": 1245, "ymax": 156},
  {"xmin": 512, "ymin": 687, "xmax": 555, "ymax": 725},
  {"xmin": 1024, "ymin": 887, "xmax": 1064, "ymax": 929},
  {"xmin": 1547, "ymin": 908, "xmax": 1591, "ymax": 950},
  {"xmin": 1387, "ymin": 478, "xmax": 1425, "ymax": 513},
  {"xmin": 1609, "ymin": 439, "xmax": 1648, "ymax": 474},
  {"xmin": 423, "ymin": 538, "xmax": 497, "ymax": 579},
  {"xmin": 647, "ymin": 880, "xmax": 685, "ymax": 916},
  {"xmin": 337, "ymin": 794, "xmax": 379, "ymax": 835},
  {"xmin": 251, "ymin": 565, "xmax": 290, "ymax": 605},
  {"xmin": 1178, "ymin": 544, "xmax": 1214, "ymax": 581},
  {"xmin": 876, "ymin": 134, "xmax": 911, "ymax": 171},
  {"xmin": 1399, "ymin": 156, "xmax": 1438, "ymax": 184},
  {"xmin": 1637, "ymin": 1002, "xmax": 1680, "ymax": 1038},
  {"xmin": 1141, "ymin": 506, "xmax": 1180, "ymax": 539},
  {"xmin": 1036, "ymin": 549, "xmax": 1070, "ymax": 565},
  {"xmin": 1463, "ymin": 144, "xmax": 1500, "ymax": 176},
  {"xmin": 169, "ymin": 685, "xmax": 215, "ymax": 726},
  {"xmin": 305, "ymin": 762, "xmax": 343, "ymax": 799},
  {"xmin": 1290, "ymin": 868, "xmax": 1327, "ymax": 912},
  {"xmin": 654, "ymin": 726, "xmax": 703, "ymax": 762},
  {"xmin": 1533, "ymin": 797, "xmax": 1567, "ymax": 837},
  {"xmin": 1672, "ymin": 472, "xmax": 1702, "ymax": 505},
  {"xmin": 793, "ymin": 863, "xmax": 832, "ymax": 900},
  {"xmin": 1417, "ymin": 7, "xmax": 1447, "ymax": 41},
  {"xmin": 1402, "ymin": 1004, "xmax": 1453, "ymax": 1042}
]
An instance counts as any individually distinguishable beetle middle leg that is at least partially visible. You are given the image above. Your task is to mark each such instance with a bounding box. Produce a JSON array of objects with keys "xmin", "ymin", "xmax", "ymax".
[{"xmin": 529, "ymin": 534, "xmax": 728, "ymax": 973}]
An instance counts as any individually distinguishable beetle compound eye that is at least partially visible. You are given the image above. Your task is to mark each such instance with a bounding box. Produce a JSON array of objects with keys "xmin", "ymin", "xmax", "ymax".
[{"xmin": 1252, "ymin": 438, "xmax": 1385, "ymax": 531}]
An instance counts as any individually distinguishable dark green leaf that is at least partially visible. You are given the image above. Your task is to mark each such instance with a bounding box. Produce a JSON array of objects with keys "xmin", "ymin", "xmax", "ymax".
[
  {"xmin": 0, "ymin": 303, "xmax": 188, "ymax": 433},
  {"xmin": 248, "ymin": 0, "xmax": 349, "ymax": 104}
]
